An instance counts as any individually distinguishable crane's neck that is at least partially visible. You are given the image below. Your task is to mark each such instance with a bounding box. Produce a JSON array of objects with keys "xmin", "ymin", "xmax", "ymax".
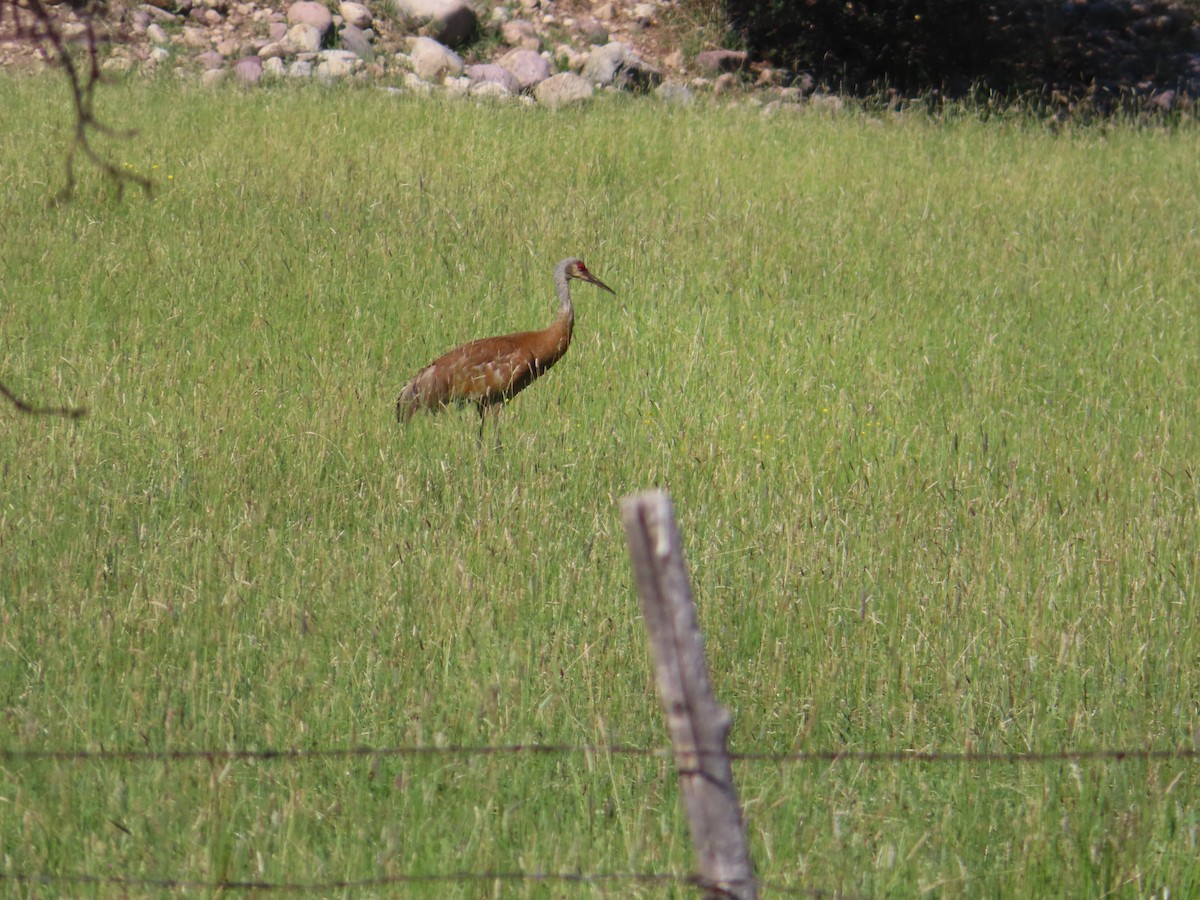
[{"xmin": 553, "ymin": 264, "xmax": 575, "ymax": 336}]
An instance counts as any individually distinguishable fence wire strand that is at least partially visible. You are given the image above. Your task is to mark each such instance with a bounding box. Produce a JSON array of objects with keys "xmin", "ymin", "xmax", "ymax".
[
  {"xmin": 3, "ymin": 742, "xmax": 1193, "ymax": 897},
  {"xmin": 0, "ymin": 869, "xmax": 855, "ymax": 898},
  {"xmin": 2, "ymin": 743, "xmax": 1198, "ymax": 765}
]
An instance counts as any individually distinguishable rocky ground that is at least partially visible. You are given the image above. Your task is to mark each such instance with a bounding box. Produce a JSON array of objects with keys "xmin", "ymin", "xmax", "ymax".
[
  {"xmin": 1, "ymin": 0, "xmax": 748, "ymax": 106},
  {"xmin": 2, "ymin": 0, "xmax": 1199, "ymax": 111}
]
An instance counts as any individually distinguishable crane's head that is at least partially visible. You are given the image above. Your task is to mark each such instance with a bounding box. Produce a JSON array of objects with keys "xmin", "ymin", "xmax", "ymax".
[{"xmin": 563, "ymin": 258, "xmax": 616, "ymax": 295}]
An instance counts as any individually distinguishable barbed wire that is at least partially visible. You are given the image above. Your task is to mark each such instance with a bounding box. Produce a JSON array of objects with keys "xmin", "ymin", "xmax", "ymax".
[
  {"xmin": 1, "ymin": 742, "xmax": 1197, "ymax": 765},
  {"xmin": 0, "ymin": 869, "xmax": 857, "ymax": 898}
]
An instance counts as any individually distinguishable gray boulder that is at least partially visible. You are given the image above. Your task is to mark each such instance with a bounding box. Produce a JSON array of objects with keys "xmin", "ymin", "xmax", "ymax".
[
  {"xmin": 195, "ymin": 48, "xmax": 224, "ymax": 68},
  {"xmin": 409, "ymin": 35, "xmax": 463, "ymax": 80},
  {"xmin": 390, "ymin": 0, "xmax": 476, "ymax": 47},
  {"xmin": 318, "ymin": 49, "xmax": 359, "ymax": 78},
  {"xmin": 287, "ymin": 1, "xmax": 332, "ymax": 37},
  {"xmin": 694, "ymin": 49, "xmax": 747, "ymax": 75},
  {"xmin": 235, "ymin": 55, "xmax": 264, "ymax": 82},
  {"xmin": 470, "ymin": 81, "xmax": 514, "ymax": 99},
  {"xmin": 285, "ymin": 23, "xmax": 322, "ymax": 54},
  {"xmin": 465, "ymin": 63, "xmax": 521, "ymax": 94},
  {"xmin": 498, "ymin": 47, "xmax": 551, "ymax": 91},
  {"xmin": 338, "ymin": 24, "xmax": 375, "ymax": 60},
  {"xmin": 655, "ymin": 81, "xmax": 694, "ymax": 105},
  {"xmin": 500, "ymin": 19, "xmax": 540, "ymax": 50},
  {"xmin": 534, "ymin": 71, "xmax": 593, "ymax": 108},
  {"xmin": 577, "ymin": 17, "xmax": 608, "ymax": 45},
  {"xmin": 338, "ymin": 1, "xmax": 372, "ymax": 28},
  {"xmin": 581, "ymin": 41, "xmax": 661, "ymax": 91}
]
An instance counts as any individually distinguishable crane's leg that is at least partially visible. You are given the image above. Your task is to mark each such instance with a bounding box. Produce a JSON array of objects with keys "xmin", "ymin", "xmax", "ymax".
[{"xmin": 477, "ymin": 404, "xmax": 503, "ymax": 450}]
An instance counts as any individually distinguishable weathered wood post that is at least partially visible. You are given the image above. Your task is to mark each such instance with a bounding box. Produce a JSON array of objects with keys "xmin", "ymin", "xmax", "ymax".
[{"xmin": 620, "ymin": 489, "xmax": 758, "ymax": 900}]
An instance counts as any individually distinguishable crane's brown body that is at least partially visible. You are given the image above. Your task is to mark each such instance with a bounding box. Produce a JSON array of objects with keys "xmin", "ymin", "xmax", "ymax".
[{"xmin": 396, "ymin": 258, "xmax": 614, "ymax": 434}]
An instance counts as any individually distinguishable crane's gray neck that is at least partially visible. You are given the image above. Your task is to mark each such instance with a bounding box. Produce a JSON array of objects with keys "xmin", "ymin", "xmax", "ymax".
[{"xmin": 554, "ymin": 262, "xmax": 575, "ymax": 326}]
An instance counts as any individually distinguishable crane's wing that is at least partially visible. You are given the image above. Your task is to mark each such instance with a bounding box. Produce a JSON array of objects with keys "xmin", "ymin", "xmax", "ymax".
[{"xmin": 397, "ymin": 333, "xmax": 540, "ymax": 421}]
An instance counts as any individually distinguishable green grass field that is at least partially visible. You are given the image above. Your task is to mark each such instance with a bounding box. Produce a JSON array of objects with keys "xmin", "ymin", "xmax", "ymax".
[{"xmin": 2, "ymin": 76, "xmax": 1199, "ymax": 897}]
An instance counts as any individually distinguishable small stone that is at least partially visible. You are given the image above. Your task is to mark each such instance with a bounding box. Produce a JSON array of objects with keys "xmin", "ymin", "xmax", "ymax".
[
  {"xmin": 203, "ymin": 7, "xmax": 223, "ymax": 24},
  {"xmin": 287, "ymin": 58, "xmax": 313, "ymax": 76},
  {"xmin": 143, "ymin": 5, "xmax": 181, "ymax": 22},
  {"xmin": 150, "ymin": 45, "xmax": 171, "ymax": 62},
  {"xmin": 258, "ymin": 41, "xmax": 287, "ymax": 58},
  {"xmin": 581, "ymin": 41, "xmax": 661, "ymax": 91},
  {"xmin": 200, "ymin": 67, "xmax": 226, "ymax": 86},
  {"xmin": 465, "ymin": 62, "xmax": 521, "ymax": 93},
  {"xmin": 755, "ymin": 67, "xmax": 780, "ymax": 87},
  {"xmin": 555, "ymin": 44, "xmax": 585, "ymax": 72},
  {"xmin": 235, "ymin": 55, "xmax": 263, "ymax": 81},
  {"xmin": 1148, "ymin": 89, "xmax": 1176, "ymax": 110},
  {"xmin": 470, "ymin": 80, "xmax": 512, "ymax": 99},
  {"xmin": 760, "ymin": 100, "xmax": 804, "ymax": 118},
  {"xmin": 286, "ymin": 23, "xmax": 322, "ymax": 53},
  {"xmin": 712, "ymin": 71, "xmax": 738, "ymax": 94},
  {"xmin": 402, "ymin": 70, "xmax": 432, "ymax": 92},
  {"xmin": 194, "ymin": 49, "xmax": 224, "ymax": 68},
  {"xmin": 444, "ymin": 75, "xmax": 470, "ymax": 97},
  {"xmin": 287, "ymin": 0, "xmax": 332, "ymax": 35},
  {"xmin": 632, "ymin": 2, "xmax": 655, "ymax": 25},
  {"xmin": 338, "ymin": 1, "xmax": 371, "ymax": 28},
  {"xmin": 593, "ymin": 2, "xmax": 614, "ymax": 21},
  {"xmin": 263, "ymin": 55, "xmax": 286, "ymax": 75},
  {"xmin": 391, "ymin": 0, "xmax": 477, "ymax": 47},
  {"xmin": 147, "ymin": 22, "xmax": 169, "ymax": 44},
  {"xmin": 655, "ymin": 81, "xmax": 693, "ymax": 104},
  {"xmin": 694, "ymin": 49, "xmax": 747, "ymax": 76},
  {"xmin": 181, "ymin": 25, "xmax": 211, "ymax": 47},
  {"xmin": 101, "ymin": 55, "xmax": 135, "ymax": 74},
  {"xmin": 408, "ymin": 35, "xmax": 463, "ymax": 80},
  {"xmin": 534, "ymin": 70, "xmax": 593, "ymax": 108},
  {"xmin": 216, "ymin": 38, "xmax": 241, "ymax": 56},
  {"xmin": 789, "ymin": 72, "xmax": 815, "ymax": 93},
  {"xmin": 339, "ymin": 23, "xmax": 374, "ymax": 59},
  {"xmin": 501, "ymin": 19, "xmax": 540, "ymax": 50},
  {"xmin": 808, "ymin": 92, "xmax": 844, "ymax": 112},
  {"xmin": 498, "ymin": 47, "xmax": 551, "ymax": 90},
  {"xmin": 319, "ymin": 48, "xmax": 358, "ymax": 68},
  {"xmin": 578, "ymin": 16, "xmax": 607, "ymax": 44}
]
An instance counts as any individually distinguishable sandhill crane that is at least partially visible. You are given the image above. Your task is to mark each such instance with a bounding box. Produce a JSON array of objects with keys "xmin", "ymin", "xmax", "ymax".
[{"xmin": 396, "ymin": 257, "xmax": 616, "ymax": 440}]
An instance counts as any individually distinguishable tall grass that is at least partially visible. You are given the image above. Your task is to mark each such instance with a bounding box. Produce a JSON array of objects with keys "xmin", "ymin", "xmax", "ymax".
[{"xmin": 2, "ymin": 77, "xmax": 1199, "ymax": 896}]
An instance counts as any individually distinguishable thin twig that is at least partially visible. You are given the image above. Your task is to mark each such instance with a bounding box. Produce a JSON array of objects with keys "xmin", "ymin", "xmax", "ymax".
[{"xmin": 2, "ymin": 0, "xmax": 153, "ymax": 200}]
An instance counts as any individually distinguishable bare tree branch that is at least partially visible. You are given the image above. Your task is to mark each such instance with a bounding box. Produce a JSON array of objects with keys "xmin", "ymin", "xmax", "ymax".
[
  {"xmin": 0, "ymin": 0, "xmax": 152, "ymax": 200},
  {"xmin": 0, "ymin": 379, "xmax": 87, "ymax": 418}
]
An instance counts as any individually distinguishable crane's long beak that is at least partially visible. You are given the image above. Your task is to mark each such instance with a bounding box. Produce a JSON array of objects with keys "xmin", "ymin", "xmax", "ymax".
[{"xmin": 584, "ymin": 272, "xmax": 616, "ymax": 295}]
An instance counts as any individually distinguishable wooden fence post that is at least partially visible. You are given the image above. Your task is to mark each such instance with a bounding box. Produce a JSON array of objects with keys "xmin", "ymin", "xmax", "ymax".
[{"xmin": 620, "ymin": 489, "xmax": 758, "ymax": 900}]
